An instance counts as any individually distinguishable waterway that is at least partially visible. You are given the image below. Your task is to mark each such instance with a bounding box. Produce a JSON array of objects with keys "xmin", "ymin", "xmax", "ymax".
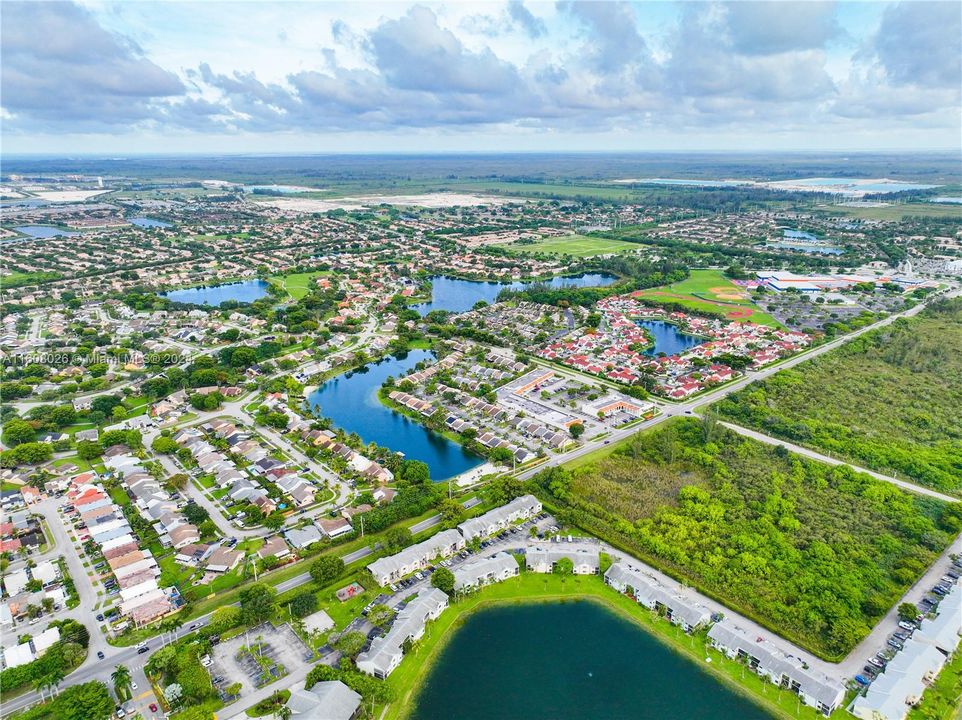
[
  {"xmin": 637, "ymin": 320, "xmax": 706, "ymax": 357},
  {"xmin": 304, "ymin": 349, "xmax": 483, "ymax": 481},
  {"xmin": 414, "ymin": 273, "xmax": 618, "ymax": 316},
  {"xmin": 160, "ymin": 279, "xmax": 270, "ymax": 306},
  {"xmin": 412, "ymin": 601, "xmax": 771, "ymax": 720}
]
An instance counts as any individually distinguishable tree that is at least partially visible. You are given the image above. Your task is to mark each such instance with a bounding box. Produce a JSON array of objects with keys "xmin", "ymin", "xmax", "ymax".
[
  {"xmin": 366, "ymin": 604, "xmax": 395, "ymax": 629},
  {"xmin": 76, "ymin": 440, "xmax": 103, "ymax": 461},
  {"xmin": 2, "ymin": 419, "xmax": 35, "ymax": 446},
  {"xmin": 384, "ymin": 527, "xmax": 412, "ymax": 554},
  {"xmin": 553, "ymin": 557, "xmax": 574, "ymax": 581},
  {"xmin": 333, "ymin": 631, "xmax": 366, "ymax": 659},
  {"xmin": 151, "ymin": 436, "xmax": 179, "ymax": 454},
  {"xmin": 239, "ymin": 583, "xmax": 277, "ymax": 624},
  {"xmin": 168, "ymin": 473, "xmax": 189, "ymax": 490},
  {"xmin": 111, "ymin": 664, "xmax": 131, "ymax": 700},
  {"xmin": 438, "ymin": 498, "xmax": 466, "ymax": 526},
  {"xmin": 569, "ymin": 422, "xmax": 585, "ymax": 439},
  {"xmin": 210, "ymin": 605, "xmax": 242, "ymax": 633},
  {"xmin": 431, "ymin": 567, "xmax": 455, "ymax": 594},
  {"xmin": 289, "ymin": 590, "xmax": 318, "ymax": 618},
  {"xmin": 400, "ymin": 459, "xmax": 430, "ymax": 485},
  {"xmin": 264, "ymin": 511, "xmax": 285, "ymax": 531},
  {"xmin": 897, "ymin": 602, "xmax": 920, "ymax": 622},
  {"xmin": 310, "ymin": 555, "xmax": 344, "ymax": 586}
]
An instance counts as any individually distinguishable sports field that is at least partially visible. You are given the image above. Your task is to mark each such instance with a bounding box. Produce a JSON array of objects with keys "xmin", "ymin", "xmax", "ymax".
[
  {"xmin": 498, "ymin": 234, "xmax": 641, "ymax": 257},
  {"xmin": 269, "ymin": 270, "xmax": 330, "ymax": 300},
  {"xmin": 633, "ymin": 269, "xmax": 781, "ymax": 326}
]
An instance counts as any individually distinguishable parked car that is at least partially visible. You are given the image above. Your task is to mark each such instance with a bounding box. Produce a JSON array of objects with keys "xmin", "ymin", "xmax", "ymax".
[
  {"xmin": 97, "ymin": 651, "xmax": 105, "ymax": 660},
  {"xmin": 887, "ymin": 639, "xmax": 903, "ymax": 650},
  {"xmin": 854, "ymin": 675, "xmax": 871, "ymax": 686},
  {"xmin": 149, "ymin": 704, "xmax": 158, "ymax": 713},
  {"xmin": 867, "ymin": 657, "xmax": 885, "ymax": 669},
  {"xmin": 898, "ymin": 621, "xmax": 916, "ymax": 632}
]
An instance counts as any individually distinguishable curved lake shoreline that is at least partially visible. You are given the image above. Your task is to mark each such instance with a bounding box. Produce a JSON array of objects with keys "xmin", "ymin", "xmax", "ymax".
[
  {"xmin": 304, "ymin": 350, "xmax": 483, "ymax": 481},
  {"xmin": 385, "ymin": 578, "xmax": 796, "ymax": 720}
]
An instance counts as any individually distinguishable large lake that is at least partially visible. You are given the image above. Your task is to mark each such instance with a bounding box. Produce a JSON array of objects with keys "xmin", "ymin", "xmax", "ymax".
[
  {"xmin": 638, "ymin": 320, "xmax": 706, "ymax": 357},
  {"xmin": 412, "ymin": 601, "xmax": 771, "ymax": 720},
  {"xmin": 414, "ymin": 274, "xmax": 618, "ymax": 315},
  {"xmin": 305, "ymin": 350, "xmax": 483, "ymax": 481},
  {"xmin": 14, "ymin": 225, "xmax": 79, "ymax": 239},
  {"xmin": 161, "ymin": 279, "xmax": 270, "ymax": 306}
]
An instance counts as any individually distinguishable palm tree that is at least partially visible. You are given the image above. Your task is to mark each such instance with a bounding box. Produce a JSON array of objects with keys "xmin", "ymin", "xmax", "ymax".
[
  {"xmin": 47, "ymin": 668, "xmax": 65, "ymax": 697},
  {"xmin": 160, "ymin": 616, "xmax": 184, "ymax": 646},
  {"xmin": 275, "ymin": 705, "xmax": 292, "ymax": 720},
  {"xmin": 111, "ymin": 664, "xmax": 132, "ymax": 700}
]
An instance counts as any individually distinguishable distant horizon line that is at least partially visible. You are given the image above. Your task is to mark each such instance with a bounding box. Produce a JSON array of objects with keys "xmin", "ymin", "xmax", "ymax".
[{"xmin": 2, "ymin": 148, "xmax": 961, "ymax": 160}]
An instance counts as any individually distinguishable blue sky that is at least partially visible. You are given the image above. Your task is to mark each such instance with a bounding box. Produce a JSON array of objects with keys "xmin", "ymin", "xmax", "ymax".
[{"xmin": 2, "ymin": 1, "xmax": 960, "ymax": 154}]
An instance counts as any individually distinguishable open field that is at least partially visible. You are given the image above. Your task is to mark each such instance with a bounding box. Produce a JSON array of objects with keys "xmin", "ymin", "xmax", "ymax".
[
  {"xmin": 385, "ymin": 573, "xmax": 848, "ymax": 720},
  {"xmin": 716, "ymin": 298, "xmax": 962, "ymax": 495},
  {"xmin": 532, "ymin": 418, "xmax": 958, "ymax": 660},
  {"xmin": 497, "ymin": 233, "xmax": 643, "ymax": 257},
  {"xmin": 632, "ymin": 269, "xmax": 782, "ymax": 326},
  {"xmin": 815, "ymin": 202, "xmax": 962, "ymax": 221},
  {"xmin": 269, "ymin": 270, "xmax": 331, "ymax": 300}
]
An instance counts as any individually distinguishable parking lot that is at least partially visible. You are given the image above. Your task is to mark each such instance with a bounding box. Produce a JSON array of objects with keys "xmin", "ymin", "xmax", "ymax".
[
  {"xmin": 207, "ymin": 622, "xmax": 313, "ymax": 697},
  {"xmin": 853, "ymin": 556, "xmax": 962, "ymax": 689}
]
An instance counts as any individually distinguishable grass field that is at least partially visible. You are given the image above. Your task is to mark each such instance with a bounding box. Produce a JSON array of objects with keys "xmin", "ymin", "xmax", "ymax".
[
  {"xmin": 497, "ymin": 233, "xmax": 642, "ymax": 257},
  {"xmin": 815, "ymin": 202, "xmax": 962, "ymax": 221},
  {"xmin": 269, "ymin": 270, "xmax": 331, "ymax": 300},
  {"xmin": 632, "ymin": 269, "xmax": 781, "ymax": 326}
]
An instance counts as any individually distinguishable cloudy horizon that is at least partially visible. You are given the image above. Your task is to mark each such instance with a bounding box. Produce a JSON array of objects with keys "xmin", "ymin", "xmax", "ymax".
[{"xmin": 2, "ymin": 1, "xmax": 960, "ymax": 154}]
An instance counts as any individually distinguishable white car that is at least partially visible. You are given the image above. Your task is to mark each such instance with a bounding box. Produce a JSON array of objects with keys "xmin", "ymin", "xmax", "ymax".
[{"xmin": 130, "ymin": 681, "xmax": 138, "ymax": 691}]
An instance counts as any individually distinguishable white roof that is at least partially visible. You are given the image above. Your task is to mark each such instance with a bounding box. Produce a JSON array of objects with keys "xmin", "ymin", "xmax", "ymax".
[
  {"xmin": 32, "ymin": 627, "xmax": 60, "ymax": 654},
  {"xmin": 2, "ymin": 642, "xmax": 34, "ymax": 668},
  {"xmin": 31, "ymin": 561, "xmax": 57, "ymax": 584},
  {"xmin": 852, "ymin": 638, "xmax": 947, "ymax": 720}
]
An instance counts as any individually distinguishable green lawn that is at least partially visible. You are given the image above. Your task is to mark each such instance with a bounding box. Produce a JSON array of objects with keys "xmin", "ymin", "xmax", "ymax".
[
  {"xmin": 108, "ymin": 487, "xmax": 131, "ymax": 507},
  {"xmin": 269, "ymin": 271, "xmax": 331, "ymax": 300},
  {"xmin": 633, "ymin": 269, "xmax": 782, "ymax": 326},
  {"xmin": 383, "ymin": 572, "xmax": 847, "ymax": 720},
  {"xmin": 497, "ymin": 234, "xmax": 642, "ymax": 257}
]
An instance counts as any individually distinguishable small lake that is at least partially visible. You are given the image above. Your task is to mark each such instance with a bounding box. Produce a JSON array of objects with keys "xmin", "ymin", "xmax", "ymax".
[
  {"xmin": 414, "ymin": 274, "xmax": 618, "ymax": 315},
  {"xmin": 128, "ymin": 217, "xmax": 172, "ymax": 228},
  {"xmin": 14, "ymin": 225, "xmax": 79, "ymax": 238},
  {"xmin": 161, "ymin": 279, "xmax": 270, "ymax": 306},
  {"xmin": 412, "ymin": 601, "xmax": 771, "ymax": 720},
  {"xmin": 305, "ymin": 350, "xmax": 483, "ymax": 481},
  {"xmin": 929, "ymin": 197, "xmax": 962, "ymax": 204},
  {"xmin": 637, "ymin": 320, "xmax": 706, "ymax": 357}
]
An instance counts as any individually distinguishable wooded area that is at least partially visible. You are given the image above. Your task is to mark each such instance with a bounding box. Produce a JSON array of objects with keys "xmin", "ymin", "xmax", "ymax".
[
  {"xmin": 534, "ymin": 419, "xmax": 960, "ymax": 659},
  {"xmin": 715, "ymin": 298, "xmax": 962, "ymax": 494}
]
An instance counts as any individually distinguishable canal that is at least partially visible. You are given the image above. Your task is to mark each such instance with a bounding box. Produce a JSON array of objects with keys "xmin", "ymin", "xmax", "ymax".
[
  {"xmin": 304, "ymin": 350, "xmax": 483, "ymax": 481},
  {"xmin": 412, "ymin": 601, "xmax": 772, "ymax": 720}
]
